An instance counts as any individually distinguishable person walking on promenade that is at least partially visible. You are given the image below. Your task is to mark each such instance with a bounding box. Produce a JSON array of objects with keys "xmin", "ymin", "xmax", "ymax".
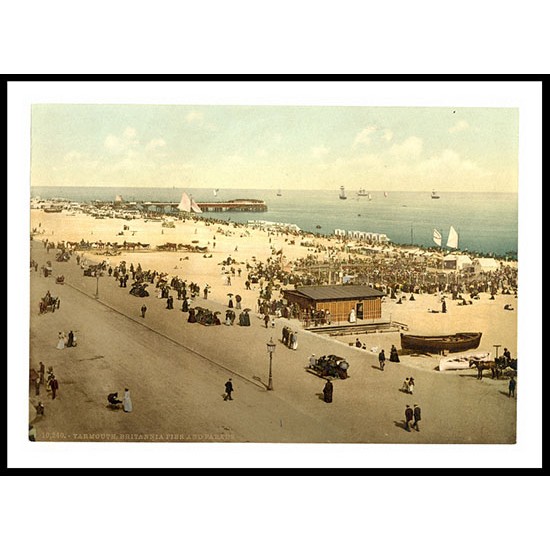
[
  {"xmin": 34, "ymin": 373, "xmax": 41, "ymax": 396},
  {"xmin": 290, "ymin": 331, "xmax": 298, "ymax": 350},
  {"xmin": 123, "ymin": 388, "xmax": 133, "ymax": 412},
  {"xmin": 389, "ymin": 344, "xmax": 400, "ymax": 362},
  {"xmin": 39, "ymin": 362, "xmax": 46, "ymax": 386},
  {"xmin": 408, "ymin": 377, "xmax": 415, "ymax": 395},
  {"xmin": 264, "ymin": 313, "xmax": 270, "ymax": 329},
  {"xmin": 56, "ymin": 332, "xmax": 65, "ymax": 350},
  {"xmin": 141, "ymin": 304, "xmax": 147, "ymax": 318},
  {"xmin": 323, "ymin": 379, "xmax": 333, "ymax": 403},
  {"xmin": 401, "ymin": 378, "xmax": 410, "ymax": 393},
  {"xmin": 404, "ymin": 404, "xmax": 414, "ymax": 431},
  {"xmin": 224, "ymin": 378, "xmax": 234, "ymax": 401},
  {"xmin": 378, "ymin": 349, "xmax": 386, "ymax": 371},
  {"xmin": 508, "ymin": 376, "xmax": 516, "ymax": 398},
  {"xmin": 67, "ymin": 330, "xmax": 74, "ymax": 348},
  {"xmin": 48, "ymin": 375, "xmax": 59, "ymax": 400},
  {"xmin": 412, "ymin": 404, "xmax": 422, "ymax": 432}
]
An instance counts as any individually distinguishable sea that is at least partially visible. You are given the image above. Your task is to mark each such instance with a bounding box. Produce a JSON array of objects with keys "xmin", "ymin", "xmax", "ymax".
[{"xmin": 30, "ymin": 187, "xmax": 518, "ymax": 258}]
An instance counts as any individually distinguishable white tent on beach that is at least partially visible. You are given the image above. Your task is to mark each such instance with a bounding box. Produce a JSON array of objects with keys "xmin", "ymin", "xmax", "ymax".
[
  {"xmin": 473, "ymin": 257, "xmax": 500, "ymax": 273},
  {"xmin": 443, "ymin": 254, "xmax": 472, "ymax": 271}
]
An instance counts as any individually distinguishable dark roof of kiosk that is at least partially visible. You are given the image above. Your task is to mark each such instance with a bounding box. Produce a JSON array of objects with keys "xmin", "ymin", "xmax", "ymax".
[{"xmin": 285, "ymin": 285, "xmax": 385, "ymax": 301}]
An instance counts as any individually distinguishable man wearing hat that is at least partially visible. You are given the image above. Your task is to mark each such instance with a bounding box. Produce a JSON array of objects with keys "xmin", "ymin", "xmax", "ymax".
[
  {"xmin": 224, "ymin": 378, "xmax": 234, "ymax": 401},
  {"xmin": 412, "ymin": 404, "xmax": 422, "ymax": 432},
  {"xmin": 404, "ymin": 405, "xmax": 414, "ymax": 431}
]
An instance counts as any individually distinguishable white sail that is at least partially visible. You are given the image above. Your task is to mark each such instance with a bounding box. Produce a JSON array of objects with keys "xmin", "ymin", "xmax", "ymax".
[
  {"xmin": 433, "ymin": 228, "xmax": 442, "ymax": 247},
  {"xmin": 190, "ymin": 198, "xmax": 202, "ymax": 213},
  {"xmin": 367, "ymin": 193, "xmax": 372, "ymax": 201},
  {"xmin": 177, "ymin": 192, "xmax": 192, "ymax": 212},
  {"xmin": 384, "ymin": 191, "xmax": 388, "ymax": 197},
  {"xmin": 213, "ymin": 188, "xmax": 219, "ymax": 197},
  {"xmin": 447, "ymin": 225, "xmax": 459, "ymax": 249}
]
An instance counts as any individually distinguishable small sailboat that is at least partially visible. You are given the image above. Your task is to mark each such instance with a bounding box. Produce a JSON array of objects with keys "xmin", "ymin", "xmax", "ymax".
[
  {"xmin": 446, "ymin": 225, "xmax": 459, "ymax": 249},
  {"xmin": 384, "ymin": 191, "xmax": 388, "ymax": 198},
  {"xmin": 190, "ymin": 197, "xmax": 202, "ymax": 213},
  {"xmin": 431, "ymin": 190, "xmax": 440, "ymax": 199},
  {"xmin": 367, "ymin": 192, "xmax": 372, "ymax": 201},
  {"xmin": 213, "ymin": 188, "xmax": 219, "ymax": 197},
  {"xmin": 339, "ymin": 186, "xmax": 347, "ymax": 200},
  {"xmin": 177, "ymin": 192, "xmax": 192, "ymax": 212},
  {"xmin": 277, "ymin": 189, "xmax": 282, "ymax": 196},
  {"xmin": 433, "ymin": 228, "xmax": 442, "ymax": 247},
  {"xmin": 357, "ymin": 188, "xmax": 368, "ymax": 197}
]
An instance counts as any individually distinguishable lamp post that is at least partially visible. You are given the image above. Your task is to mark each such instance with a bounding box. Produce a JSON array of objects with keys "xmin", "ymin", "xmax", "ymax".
[
  {"xmin": 95, "ymin": 272, "xmax": 100, "ymax": 299},
  {"xmin": 266, "ymin": 337, "xmax": 276, "ymax": 391}
]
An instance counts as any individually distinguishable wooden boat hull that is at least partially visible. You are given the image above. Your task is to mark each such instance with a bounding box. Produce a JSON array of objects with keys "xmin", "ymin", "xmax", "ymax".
[{"xmin": 400, "ymin": 332, "xmax": 482, "ymax": 353}]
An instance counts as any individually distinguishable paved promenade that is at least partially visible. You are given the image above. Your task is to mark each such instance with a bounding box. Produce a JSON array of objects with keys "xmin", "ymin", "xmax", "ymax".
[{"xmin": 29, "ymin": 240, "xmax": 516, "ymax": 444}]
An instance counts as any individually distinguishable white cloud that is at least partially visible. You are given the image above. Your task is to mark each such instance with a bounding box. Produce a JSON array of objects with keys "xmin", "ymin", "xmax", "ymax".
[
  {"xmin": 449, "ymin": 120, "xmax": 470, "ymax": 133},
  {"xmin": 146, "ymin": 138, "xmax": 167, "ymax": 151},
  {"xmin": 311, "ymin": 145, "xmax": 329, "ymax": 158},
  {"xmin": 186, "ymin": 111, "xmax": 204, "ymax": 123},
  {"xmin": 105, "ymin": 127, "xmax": 139, "ymax": 153},
  {"xmin": 354, "ymin": 126, "xmax": 378, "ymax": 147},
  {"xmin": 123, "ymin": 127, "xmax": 137, "ymax": 139},
  {"xmin": 104, "ymin": 134, "xmax": 121, "ymax": 152},
  {"xmin": 418, "ymin": 148, "xmax": 487, "ymax": 178},
  {"xmin": 389, "ymin": 136, "xmax": 423, "ymax": 160}
]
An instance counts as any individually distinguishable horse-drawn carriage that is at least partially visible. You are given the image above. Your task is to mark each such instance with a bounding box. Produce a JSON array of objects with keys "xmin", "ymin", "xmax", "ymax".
[
  {"xmin": 469, "ymin": 356, "xmax": 517, "ymax": 379},
  {"xmin": 308, "ymin": 354, "xmax": 350, "ymax": 379},
  {"xmin": 40, "ymin": 293, "xmax": 60, "ymax": 314},
  {"xmin": 56, "ymin": 251, "xmax": 71, "ymax": 262}
]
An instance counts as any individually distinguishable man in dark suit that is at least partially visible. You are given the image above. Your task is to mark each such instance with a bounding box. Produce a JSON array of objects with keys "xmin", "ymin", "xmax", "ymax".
[
  {"xmin": 224, "ymin": 379, "xmax": 234, "ymax": 401},
  {"xmin": 379, "ymin": 349, "xmax": 386, "ymax": 371},
  {"xmin": 405, "ymin": 405, "xmax": 414, "ymax": 431},
  {"xmin": 412, "ymin": 405, "xmax": 422, "ymax": 431}
]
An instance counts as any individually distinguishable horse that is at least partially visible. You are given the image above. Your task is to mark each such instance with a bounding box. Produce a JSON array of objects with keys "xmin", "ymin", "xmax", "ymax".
[{"xmin": 469, "ymin": 359, "xmax": 503, "ymax": 380}]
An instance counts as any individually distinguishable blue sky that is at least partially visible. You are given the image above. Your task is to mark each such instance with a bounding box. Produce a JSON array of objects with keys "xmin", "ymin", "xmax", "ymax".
[{"xmin": 31, "ymin": 104, "xmax": 518, "ymax": 192}]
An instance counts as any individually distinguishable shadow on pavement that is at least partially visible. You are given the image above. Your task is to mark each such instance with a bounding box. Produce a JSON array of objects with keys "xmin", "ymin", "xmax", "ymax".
[
  {"xmin": 393, "ymin": 420, "xmax": 410, "ymax": 431},
  {"xmin": 252, "ymin": 375, "xmax": 268, "ymax": 390}
]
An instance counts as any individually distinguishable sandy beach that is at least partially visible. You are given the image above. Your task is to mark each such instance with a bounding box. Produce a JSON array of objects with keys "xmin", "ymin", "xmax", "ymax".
[{"xmin": 28, "ymin": 208, "xmax": 517, "ymax": 443}]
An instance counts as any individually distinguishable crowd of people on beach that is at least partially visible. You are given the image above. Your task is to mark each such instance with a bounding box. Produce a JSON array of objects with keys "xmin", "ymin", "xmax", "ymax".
[{"xmin": 29, "ymin": 209, "xmax": 518, "ymax": 442}]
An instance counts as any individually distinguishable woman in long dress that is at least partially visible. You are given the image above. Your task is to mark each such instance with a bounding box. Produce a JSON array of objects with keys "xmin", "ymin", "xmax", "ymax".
[
  {"xmin": 56, "ymin": 332, "xmax": 65, "ymax": 350},
  {"xmin": 123, "ymin": 388, "xmax": 133, "ymax": 412},
  {"xmin": 348, "ymin": 308, "xmax": 356, "ymax": 323}
]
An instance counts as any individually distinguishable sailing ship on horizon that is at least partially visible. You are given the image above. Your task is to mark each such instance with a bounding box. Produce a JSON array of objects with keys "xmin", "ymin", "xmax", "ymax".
[
  {"xmin": 431, "ymin": 190, "xmax": 440, "ymax": 199},
  {"xmin": 339, "ymin": 186, "xmax": 347, "ymax": 200}
]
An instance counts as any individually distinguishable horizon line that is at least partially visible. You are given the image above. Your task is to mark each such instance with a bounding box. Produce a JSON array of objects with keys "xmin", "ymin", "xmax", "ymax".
[{"xmin": 29, "ymin": 185, "xmax": 518, "ymax": 194}]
